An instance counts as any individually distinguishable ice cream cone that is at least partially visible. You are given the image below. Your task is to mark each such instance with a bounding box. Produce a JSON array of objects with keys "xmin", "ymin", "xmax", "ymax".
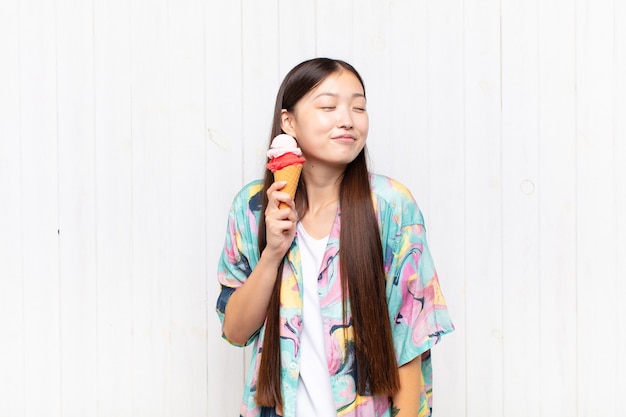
[{"xmin": 274, "ymin": 163, "xmax": 303, "ymax": 209}]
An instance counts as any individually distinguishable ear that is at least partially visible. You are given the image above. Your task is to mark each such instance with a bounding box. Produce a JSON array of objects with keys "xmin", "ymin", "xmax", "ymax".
[{"xmin": 280, "ymin": 109, "xmax": 297, "ymax": 137}]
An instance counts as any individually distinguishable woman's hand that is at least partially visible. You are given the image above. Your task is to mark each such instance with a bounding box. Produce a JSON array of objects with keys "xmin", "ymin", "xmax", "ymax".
[{"xmin": 262, "ymin": 180, "xmax": 297, "ymax": 264}]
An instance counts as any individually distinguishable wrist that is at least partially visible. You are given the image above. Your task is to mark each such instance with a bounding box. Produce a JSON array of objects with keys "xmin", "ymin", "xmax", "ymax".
[{"xmin": 259, "ymin": 249, "xmax": 284, "ymax": 269}]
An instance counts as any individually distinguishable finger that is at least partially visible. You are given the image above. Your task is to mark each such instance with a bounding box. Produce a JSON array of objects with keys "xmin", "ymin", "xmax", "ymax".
[
  {"xmin": 274, "ymin": 191, "xmax": 292, "ymax": 208},
  {"xmin": 267, "ymin": 181, "xmax": 290, "ymax": 207},
  {"xmin": 265, "ymin": 218, "xmax": 296, "ymax": 249},
  {"xmin": 268, "ymin": 180, "xmax": 287, "ymax": 193}
]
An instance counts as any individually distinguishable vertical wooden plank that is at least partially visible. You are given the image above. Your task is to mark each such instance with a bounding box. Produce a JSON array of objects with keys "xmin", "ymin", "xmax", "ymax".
[
  {"xmin": 500, "ymin": 1, "xmax": 541, "ymax": 416},
  {"xmin": 388, "ymin": 0, "xmax": 429, "ymax": 205},
  {"xmin": 315, "ymin": 0, "xmax": 353, "ymax": 59},
  {"xmin": 464, "ymin": 1, "xmax": 503, "ymax": 416},
  {"xmin": 615, "ymin": 0, "xmax": 626, "ymax": 414},
  {"xmin": 130, "ymin": 0, "xmax": 171, "ymax": 414},
  {"xmin": 424, "ymin": 1, "xmax": 466, "ymax": 416},
  {"xmin": 575, "ymin": 0, "xmax": 618, "ymax": 415},
  {"xmin": 241, "ymin": 0, "xmax": 279, "ymax": 182},
  {"xmin": 93, "ymin": 0, "xmax": 134, "ymax": 414},
  {"xmin": 206, "ymin": 1, "xmax": 246, "ymax": 414},
  {"xmin": 56, "ymin": 1, "xmax": 98, "ymax": 415},
  {"xmin": 19, "ymin": 0, "xmax": 61, "ymax": 415},
  {"xmin": 351, "ymin": 0, "xmax": 391, "ymax": 176},
  {"xmin": 278, "ymin": 0, "xmax": 315, "ymax": 74},
  {"xmin": 20, "ymin": 0, "xmax": 62, "ymax": 412},
  {"xmin": 239, "ymin": 0, "xmax": 281, "ymax": 393},
  {"xmin": 0, "ymin": 0, "xmax": 25, "ymax": 415},
  {"xmin": 168, "ymin": 0, "xmax": 208, "ymax": 414},
  {"xmin": 537, "ymin": 0, "xmax": 577, "ymax": 415}
]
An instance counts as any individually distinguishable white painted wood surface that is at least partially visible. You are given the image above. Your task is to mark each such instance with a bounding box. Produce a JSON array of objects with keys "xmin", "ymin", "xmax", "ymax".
[
  {"xmin": 93, "ymin": 1, "xmax": 134, "ymax": 415},
  {"xmin": 0, "ymin": 1, "xmax": 624, "ymax": 416},
  {"xmin": 536, "ymin": 1, "xmax": 578, "ymax": 415}
]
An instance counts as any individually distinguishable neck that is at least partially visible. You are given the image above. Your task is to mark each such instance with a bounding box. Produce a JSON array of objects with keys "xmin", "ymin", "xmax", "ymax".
[{"xmin": 301, "ymin": 165, "xmax": 343, "ymax": 213}]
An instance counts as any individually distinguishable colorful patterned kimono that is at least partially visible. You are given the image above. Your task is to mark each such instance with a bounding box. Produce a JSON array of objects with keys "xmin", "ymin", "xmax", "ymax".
[{"xmin": 217, "ymin": 174, "xmax": 455, "ymax": 417}]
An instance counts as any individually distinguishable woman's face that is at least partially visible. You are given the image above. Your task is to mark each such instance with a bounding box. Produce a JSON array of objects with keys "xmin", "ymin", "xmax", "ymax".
[{"xmin": 281, "ymin": 70, "xmax": 369, "ymax": 170}]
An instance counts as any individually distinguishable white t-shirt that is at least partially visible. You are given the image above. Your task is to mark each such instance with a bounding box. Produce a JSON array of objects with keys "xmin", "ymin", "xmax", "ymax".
[{"xmin": 295, "ymin": 223, "xmax": 337, "ymax": 417}]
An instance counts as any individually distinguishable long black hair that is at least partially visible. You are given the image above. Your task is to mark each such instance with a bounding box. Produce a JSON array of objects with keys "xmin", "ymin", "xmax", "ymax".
[{"xmin": 255, "ymin": 58, "xmax": 399, "ymax": 408}]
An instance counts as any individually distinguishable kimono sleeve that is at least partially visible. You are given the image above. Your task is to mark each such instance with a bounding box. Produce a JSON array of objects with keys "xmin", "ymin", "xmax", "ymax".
[
  {"xmin": 387, "ymin": 222, "xmax": 455, "ymax": 366},
  {"xmin": 215, "ymin": 184, "xmax": 262, "ymax": 346}
]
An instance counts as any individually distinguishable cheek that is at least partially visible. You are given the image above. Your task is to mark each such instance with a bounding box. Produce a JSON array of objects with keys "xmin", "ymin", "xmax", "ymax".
[
  {"xmin": 313, "ymin": 112, "xmax": 336, "ymax": 128},
  {"xmin": 296, "ymin": 118, "xmax": 333, "ymax": 140},
  {"xmin": 293, "ymin": 119, "xmax": 325, "ymax": 146},
  {"xmin": 356, "ymin": 114, "xmax": 369, "ymax": 134}
]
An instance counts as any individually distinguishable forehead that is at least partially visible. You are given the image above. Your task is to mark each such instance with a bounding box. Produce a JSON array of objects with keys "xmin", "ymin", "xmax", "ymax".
[{"xmin": 305, "ymin": 70, "xmax": 365, "ymax": 100}]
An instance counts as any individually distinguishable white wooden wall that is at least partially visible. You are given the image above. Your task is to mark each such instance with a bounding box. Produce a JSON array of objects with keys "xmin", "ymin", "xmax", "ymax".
[{"xmin": 0, "ymin": 0, "xmax": 624, "ymax": 416}]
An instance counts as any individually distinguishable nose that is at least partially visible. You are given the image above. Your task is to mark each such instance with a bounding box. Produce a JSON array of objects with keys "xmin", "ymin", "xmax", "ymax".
[{"xmin": 337, "ymin": 105, "xmax": 353, "ymax": 129}]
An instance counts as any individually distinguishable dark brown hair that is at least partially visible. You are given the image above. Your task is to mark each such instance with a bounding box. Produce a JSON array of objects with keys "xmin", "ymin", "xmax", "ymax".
[{"xmin": 255, "ymin": 58, "xmax": 399, "ymax": 408}]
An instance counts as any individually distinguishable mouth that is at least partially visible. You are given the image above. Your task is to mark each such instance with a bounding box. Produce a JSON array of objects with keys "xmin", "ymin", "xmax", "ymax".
[{"xmin": 332, "ymin": 134, "xmax": 356, "ymax": 141}]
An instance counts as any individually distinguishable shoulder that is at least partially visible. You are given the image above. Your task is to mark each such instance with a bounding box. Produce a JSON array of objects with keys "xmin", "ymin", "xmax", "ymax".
[
  {"xmin": 369, "ymin": 173, "xmax": 424, "ymax": 227},
  {"xmin": 231, "ymin": 179, "xmax": 264, "ymax": 214}
]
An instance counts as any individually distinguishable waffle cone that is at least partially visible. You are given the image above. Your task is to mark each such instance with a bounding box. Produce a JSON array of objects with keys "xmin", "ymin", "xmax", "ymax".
[{"xmin": 273, "ymin": 163, "xmax": 303, "ymax": 209}]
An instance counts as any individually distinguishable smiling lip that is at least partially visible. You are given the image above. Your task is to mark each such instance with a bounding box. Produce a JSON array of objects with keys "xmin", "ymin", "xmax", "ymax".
[{"xmin": 332, "ymin": 134, "xmax": 356, "ymax": 141}]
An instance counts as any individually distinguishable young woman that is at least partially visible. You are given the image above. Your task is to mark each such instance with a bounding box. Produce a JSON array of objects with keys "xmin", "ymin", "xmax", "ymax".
[{"xmin": 216, "ymin": 58, "xmax": 454, "ymax": 417}]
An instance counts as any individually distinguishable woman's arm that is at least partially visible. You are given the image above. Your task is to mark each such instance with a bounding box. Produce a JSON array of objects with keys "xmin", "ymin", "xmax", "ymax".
[
  {"xmin": 391, "ymin": 354, "xmax": 423, "ymax": 417},
  {"xmin": 222, "ymin": 181, "xmax": 297, "ymax": 345},
  {"xmin": 222, "ymin": 251, "xmax": 283, "ymax": 345}
]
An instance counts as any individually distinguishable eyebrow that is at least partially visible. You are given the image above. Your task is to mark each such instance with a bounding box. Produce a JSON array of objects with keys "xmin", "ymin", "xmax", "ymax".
[{"xmin": 313, "ymin": 92, "xmax": 366, "ymax": 100}]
